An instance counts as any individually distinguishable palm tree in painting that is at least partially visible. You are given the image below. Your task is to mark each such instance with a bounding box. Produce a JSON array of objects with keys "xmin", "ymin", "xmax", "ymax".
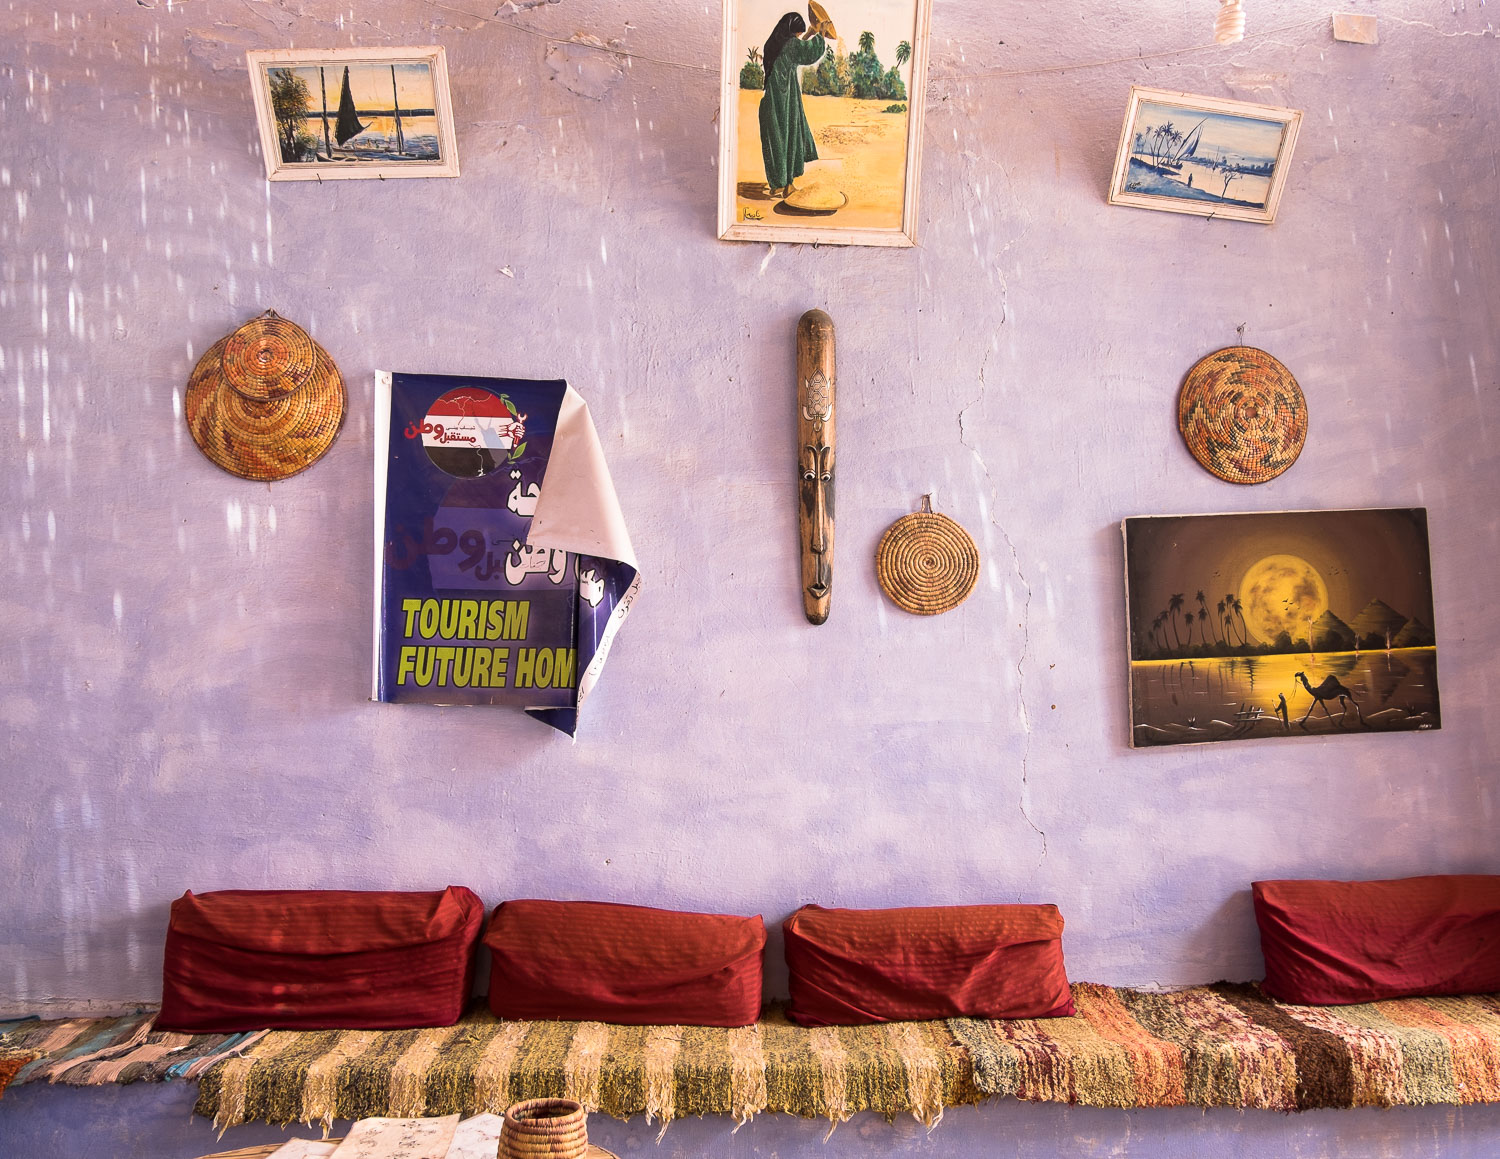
[
  {"xmin": 1146, "ymin": 121, "xmax": 1180, "ymax": 170},
  {"xmin": 1216, "ymin": 598, "xmax": 1228, "ymax": 645},
  {"xmin": 858, "ymin": 29, "xmax": 875, "ymax": 54},
  {"xmin": 1224, "ymin": 611, "xmax": 1237, "ymax": 647},
  {"xmin": 896, "ymin": 40, "xmax": 911, "ymax": 68},
  {"xmin": 1195, "ymin": 591, "xmax": 1217, "ymax": 646},
  {"xmin": 1228, "ymin": 594, "xmax": 1248, "ymax": 645},
  {"xmin": 1168, "ymin": 593, "xmax": 1186, "ymax": 653}
]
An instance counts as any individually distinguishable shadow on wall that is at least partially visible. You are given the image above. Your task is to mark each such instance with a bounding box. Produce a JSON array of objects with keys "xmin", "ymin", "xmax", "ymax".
[
  {"xmin": 1183, "ymin": 887, "xmax": 1264, "ymax": 982},
  {"xmin": 1095, "ymin": 521, "xmax": 1130, "ymax": 742}
]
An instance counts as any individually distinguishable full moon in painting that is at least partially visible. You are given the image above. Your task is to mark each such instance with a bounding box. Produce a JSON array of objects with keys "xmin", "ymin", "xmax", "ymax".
[{"xmin": 1239, "ymin": 554, "xmax": 1329, "ymax": 643}]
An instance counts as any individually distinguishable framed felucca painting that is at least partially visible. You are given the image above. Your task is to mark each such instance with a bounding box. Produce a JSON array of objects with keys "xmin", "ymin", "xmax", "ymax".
[
  {"xmin": 1107, "ymin": 86, "xmax": 1302, "ymax": 224},
  {"xmin": 246, "ymin": 47, "xmax": 459, "ymax": 181},
  {"xmin": 718, "ymin": 0, "xmax": 932, "ymax": 246},
  {"xmin": 1123, "ymin": 508, "xmax": 1440, "ymax": 749}
]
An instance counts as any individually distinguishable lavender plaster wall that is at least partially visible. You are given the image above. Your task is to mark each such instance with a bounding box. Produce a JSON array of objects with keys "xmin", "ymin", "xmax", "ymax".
[{"xmin": 2, "ymin": 0, "xmax": 1499, "ymax": 1150}]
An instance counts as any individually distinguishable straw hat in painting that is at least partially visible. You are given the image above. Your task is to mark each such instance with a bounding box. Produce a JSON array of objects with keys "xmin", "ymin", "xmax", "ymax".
[
  {"xmin": 807, "ymin": 1, "xmax": 837, "ymax": 38},
  {"xmin": 184, "ymin": 310, "xmax": 346, "ymax": 481}
]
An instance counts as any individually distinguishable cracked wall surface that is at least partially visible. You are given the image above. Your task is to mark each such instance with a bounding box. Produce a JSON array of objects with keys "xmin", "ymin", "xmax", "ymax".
[{"xmin": 1, "ymin": 0, "xmax": 1498, "ymax": 1054}]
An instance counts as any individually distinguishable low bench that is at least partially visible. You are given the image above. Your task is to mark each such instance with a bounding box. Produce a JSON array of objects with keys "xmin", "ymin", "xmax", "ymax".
[{"xmin": 7, "ymin": 981, "xmax": 1500, "ymax": 1135}]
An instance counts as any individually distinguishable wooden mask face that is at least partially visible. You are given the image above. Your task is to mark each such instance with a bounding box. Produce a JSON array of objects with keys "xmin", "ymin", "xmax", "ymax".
[{"xmin": 796, "ymin": 311, "xmax": 835, "ymax": 625}]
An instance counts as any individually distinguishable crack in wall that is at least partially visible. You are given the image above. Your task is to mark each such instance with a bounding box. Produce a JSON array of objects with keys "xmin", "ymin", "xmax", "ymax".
[
  {"xmin": 1383, "ymin": 16, "xmax": 1497, "ymax": 39},
  {"xmin": 958, "ymin": 351, "xmax": 1047, "ymax": 864}
]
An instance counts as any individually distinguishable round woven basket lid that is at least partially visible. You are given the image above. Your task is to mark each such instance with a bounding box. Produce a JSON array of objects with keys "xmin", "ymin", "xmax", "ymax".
[
  {"xmin": 221, "ymin": 310, "xmax": 318, "ymax": 402},
  {"xmin": 185, "ymin": 326, "xmax": 346, "ymax": 482},
  {"xmin": 1178, "ymin": 345, "xmax": 1307, "ymax": 484},
  {"xmin": 875, "ymin": 501, "xmax": 980, "ymax": 616}
]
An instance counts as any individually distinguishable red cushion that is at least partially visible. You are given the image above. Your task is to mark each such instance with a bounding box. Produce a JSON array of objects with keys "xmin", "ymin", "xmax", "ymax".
[
  {"xmin": 485, "ymin": 900, "xmax": 766, "ymax": 1026},
  {"xmin": 157, "ymin": 886, "xmax": 485, "ymax": 1032},
  {"xmin": 783, "ymin": 903, "xmax": 1074, "ymax": 1026},
  {"xmin": 1253, "ymin": 875, "xmax": 1500, "ymax": 1004}
]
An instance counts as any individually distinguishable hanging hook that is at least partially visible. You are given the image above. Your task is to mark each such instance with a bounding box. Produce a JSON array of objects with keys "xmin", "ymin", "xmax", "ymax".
[{"xmin": 920, "ymin": 494, "xmax": 933, "ymax": 514}]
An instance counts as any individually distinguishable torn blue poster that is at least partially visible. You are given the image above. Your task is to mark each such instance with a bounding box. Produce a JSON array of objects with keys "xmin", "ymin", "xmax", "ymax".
[{"xmin": 372, "ymin": 371, "xmax": 639, "ymax": 736}]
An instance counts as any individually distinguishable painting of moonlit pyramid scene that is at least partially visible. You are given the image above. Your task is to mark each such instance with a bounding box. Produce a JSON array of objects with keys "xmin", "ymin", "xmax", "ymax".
[{"xmin": 1123, "ymin": 509, "xmax": 1440, "ymax": 748}]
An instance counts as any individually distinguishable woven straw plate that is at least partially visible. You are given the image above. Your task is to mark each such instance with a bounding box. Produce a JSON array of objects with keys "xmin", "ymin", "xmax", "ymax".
[
  {"xmin": 221, "ymin": 312, "xmax": 317, "ymax": 402},
  {"xmin": 1178, "ymin": 345, "xmax": 1307, "ymax": 484},
  {"xmin": 875, "ymin": 501, "xmax": 980, "ymax": 616},
  {"xmin": 185, "ymin": 312, "xmax": 346, "ymax": 481}
]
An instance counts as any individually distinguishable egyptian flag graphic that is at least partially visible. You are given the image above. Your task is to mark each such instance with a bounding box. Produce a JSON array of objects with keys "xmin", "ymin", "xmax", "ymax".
[{"xmin": 421, "ymin": 387, "xmax": 526, "ymax": 478}]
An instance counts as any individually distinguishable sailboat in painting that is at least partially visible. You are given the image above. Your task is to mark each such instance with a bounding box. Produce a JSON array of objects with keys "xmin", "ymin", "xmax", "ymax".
[{"xmin": 334, "ymin": 65, "xmax": 366, "ymax": 148}]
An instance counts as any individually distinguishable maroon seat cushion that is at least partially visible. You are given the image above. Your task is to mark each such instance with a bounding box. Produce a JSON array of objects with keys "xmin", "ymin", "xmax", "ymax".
[
  {"xmin": 783, "ymin": 903, "xmax": 1074, "ymax": 1026},
  {"xmin": 485, "ymin": 900, "xmax": 766, "ymax": 1026},
  {"xmin": 157, "ymin": 886, "xmax": 485, "ymax": 1032},
  {"xmin": 1253, "ymin": 875, "xmax": 1500, "ymax": 1005}
]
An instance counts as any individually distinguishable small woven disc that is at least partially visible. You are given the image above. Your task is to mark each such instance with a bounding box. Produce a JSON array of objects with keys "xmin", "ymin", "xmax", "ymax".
[
  {"xmin": 185, "ymin": 335, "xmax": 346, "ymax": 481},
  {"xmin": 1178, "ymin": 345, "xmax": 1307, "ymax": 484},
  {"xmin": 875, "ymin": 511, "xmax": 980, "ymax": 616},
  {"xmin": 221, "ymin": 311, "xmax": 318, "ymax": 401}
]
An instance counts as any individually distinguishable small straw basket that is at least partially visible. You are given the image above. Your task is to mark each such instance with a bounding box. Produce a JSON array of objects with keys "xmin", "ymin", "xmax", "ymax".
[{"xmin": 499, "ymin": 1099, "xmax": 591, "ymax": 1159}]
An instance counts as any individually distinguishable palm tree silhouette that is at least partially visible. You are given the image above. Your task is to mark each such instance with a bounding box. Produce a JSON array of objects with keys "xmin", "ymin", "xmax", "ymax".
[
  {"xmin": 896, "ymin": 40, "xmax": 912, "ymax": 68},
  {"xmin": 1149, "ymin": 121, "xmax": 1179, "ymax": 168},
  {"xmin": 1196, "ymin": 591, "xmax": 1221, "ymax": 647},
  {"xmin": 1226, "ymin": 593, "xmax": 1248, "ymax": 645},
  {"xmin": 1167, "ymin": 593, "xmax": 1186, "ymax": 653},
  {"xmin": 858, "ymin": 30, "xmax": 875, "ymax": 54}
]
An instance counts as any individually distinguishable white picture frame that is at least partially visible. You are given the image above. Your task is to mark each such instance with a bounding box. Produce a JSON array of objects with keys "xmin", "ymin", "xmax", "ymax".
[
  {"xmin": 717, "ymin": 0, "xmax": 932, "ymax": 247},
  {"xmin": 246, "ymin": 46, "xmax": 460, "ymax": 182},
  {"xmin": 1107, "ymin": 86, "xmax": 1302, "ymax": 225}
]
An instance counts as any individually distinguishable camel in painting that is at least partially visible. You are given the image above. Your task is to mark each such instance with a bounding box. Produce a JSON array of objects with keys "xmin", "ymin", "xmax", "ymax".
[{"xmin": 1294, "ymin": 671, "xmax": 1363, "ymax": 726}]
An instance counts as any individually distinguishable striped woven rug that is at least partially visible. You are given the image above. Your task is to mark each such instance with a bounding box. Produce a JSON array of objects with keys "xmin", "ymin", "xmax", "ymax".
[
  {"xmin": 953, "ymin": 982, "xmax": 1500, "ymax": 1111},
  {"xmin": 196, "ymin": 1006, "xmax": 978, "ymax": 1130},
  {"xmin": 0, "ymin": 1013, "xmax": 263, "ymax": 1090},
  {"xmin": 8, "ymin": 985, "xmax": 1500, "ymax": 1129}
]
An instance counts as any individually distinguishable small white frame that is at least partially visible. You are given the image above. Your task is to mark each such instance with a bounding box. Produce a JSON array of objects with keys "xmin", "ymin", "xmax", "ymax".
[
  {"xmin": 1107, "ymin": 86, "xmax": 1302, "ymax": 225},
  {"xmin": 247, "ymin": 46, "xmax": 460, "ymax": 182}
]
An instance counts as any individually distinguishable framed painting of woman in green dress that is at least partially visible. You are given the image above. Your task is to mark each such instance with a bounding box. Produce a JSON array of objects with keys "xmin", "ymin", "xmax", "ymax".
[{"xmin": 717, "ymin": 0, "xmax": 933, "ymax": 247}]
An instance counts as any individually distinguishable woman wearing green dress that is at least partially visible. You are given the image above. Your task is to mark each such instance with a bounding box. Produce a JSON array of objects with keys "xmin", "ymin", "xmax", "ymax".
[{"xmin": 759, "ymin": 13, "xmax": 826, "ymax": 197}]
